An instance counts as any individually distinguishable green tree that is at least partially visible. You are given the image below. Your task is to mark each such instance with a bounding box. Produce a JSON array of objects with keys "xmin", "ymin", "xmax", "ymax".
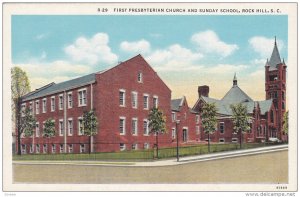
[
  {"xmin": 148, "ymin": 107, "xmax": 167, "ymax": 159},
  {"xmin": 83, "ymin": 110, "xmax": 98, "ymax": 154},
  {"xmin": 283, "ymin": 111, "xmax": 288, "ymax": 143},
  {"xmin": 21, "ymin": 108, "xmax": 36, "ymax": 137},
  {"xmin": 230, "ymin": 103, "xmax": 250, "ymax": 149},
  {"xmin": 11, "ymin": 67, "xmax": 31, "ymax": 155},
  {"xmin": 200, "ymin": 103, "xmax": 217, "ymax": 153},
  {"xmin": 43, "ymin": 118, "xmax": 56, "ymax": 154}
]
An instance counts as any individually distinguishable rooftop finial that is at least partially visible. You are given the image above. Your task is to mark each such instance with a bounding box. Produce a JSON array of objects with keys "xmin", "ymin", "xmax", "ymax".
[
  {"xmin": 275, "ymin": 36, "xmax": 277, "ymax": 45},
  {"xmin": 233, "ymin": 73, "xmax": 237, "ymax": 86}
]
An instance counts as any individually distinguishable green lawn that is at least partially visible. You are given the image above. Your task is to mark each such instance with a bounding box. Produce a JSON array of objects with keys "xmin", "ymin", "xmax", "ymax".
[{"xmin": 13, "ymin": 142, "xmax": 280, "ymax": 161}]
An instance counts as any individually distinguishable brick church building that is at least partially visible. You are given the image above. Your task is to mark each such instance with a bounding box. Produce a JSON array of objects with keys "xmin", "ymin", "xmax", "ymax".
[
  {"xmin": 17, "ymin": 39, "xmax": 286, "ymax": 154},
  {"xmin": 192, "ymin": 38, "xmax": 287, "ymax": 143}
]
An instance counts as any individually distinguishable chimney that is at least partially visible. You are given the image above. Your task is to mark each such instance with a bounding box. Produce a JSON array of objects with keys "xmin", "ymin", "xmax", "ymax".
[{"xmin": 198, "ymin": 85, "xmax": 209, "ymax": 97}]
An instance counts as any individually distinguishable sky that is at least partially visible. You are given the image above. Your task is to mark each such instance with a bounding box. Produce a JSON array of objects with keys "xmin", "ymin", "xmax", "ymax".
[{"xmin": 12, "ymin": 15, "xmax": 288, "ymax": 105}]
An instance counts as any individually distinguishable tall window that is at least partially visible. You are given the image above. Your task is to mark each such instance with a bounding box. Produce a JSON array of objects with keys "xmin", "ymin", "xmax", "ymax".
[
  {"xmin": 78, "ymin": 118, "xmax": 84, "ymax": 135},
  {"xmin": 36, "ymin": 122, "xmax": 40, "ymax": 137},
  {"xmin": 29, "ymin": 102, "xmax": 33, "ymax": 115},
  {"xmin": 68, "ymin": 144, "xmax": 73, "ymax": 153},
  {"xmin": 35, "ymin": 100, "xmax": 39, "ymax": 114},
  {"xmin": 138, "ymin": 72, "xmax": 143, "ymax": 83},
  {"xmin": 21, "ymin": 144, "xmax": 26, "ymax": 154},
  {"xmin": 68, "ymin": 92, "xmax": 73, "ymax": 108},
  {"xmin": 59, "ymin": 120, "xmax": 64, "ymax": 136},
  {"xmin": 172, "ymin": 112, "xmax": 176, "ymax": 122},
  {"xmin": 42, "ymin": 98, "xmax": 47, "ymax": 113},
  {"xmin": 120, "ymin": 143, "xmax": 126, "ymax": 151},
  {"xmin": 29, "ymin": 144, "xmax": 34, "ymax": 153},
  {"xmin": 282, "ymin": 102, "xmax": 285, "ymax": 110},
  {"xmin": 131, "ymin": 91, "xmax": 138, "ymax": 108},
  {"xmin": 36, "ymin": 144, "xmax": 40, "ymax": 153},
  {"xmin": 119, "ymin": 117, "xmax": 126, "ymax": 135},
  {"xmin": 68, "ymin": 119, "xmax": 73, "ymax": 136},
  {"xmin": 51, "ymin": 97, "xmax": 55, "ymax": 112},
  {"xmin": 219, "ymin": 122, "xmax": 225, "ymax": 134},
  {"xmin": 119, "ymin": 89, "xmax": 126, "ymax": 107},
  {"xmin": 132, "ymin": 118, "xmax": 138, "ymax": 135},
  {"xmin": 153, "ymin": 96, "xmax": 158, "ymax": 108},
  {"xmin": 80, "ymin": 144, "xmax": 85, "ymax": 153},
  {"xmin": 43, "ymin": 144, "xmax": 48, "ymax": 153},
  {"xmin": 60, "ymin": 144, "xmax": 64, "ymax": 153},
  {"xmin": 52, "ymin": 144, "xmax": 56, "ymax": 153},
  {"xmin": 143, "ymin": 94, "xmax": 149, "ymax": 109},
  {"xmin": 270, "ymin": 110, "xmax": 274, "ymax": 123},
  {"xmin": 195, "ymin": 115, "xmax": 200, "ymax": 124},
  {"xmin": 143, "ymin": 119, "xmax": 149, "ymax": 135},
  {"xmin": 172, "ymin": 128, "xmax": 176, "ymax": 139},
  {"xmin": 59, "ymin": 95, "xmax": 63, "ymax": 110},
  {"xmin": 144, "ymin": 143, "xmax": 149, "ymax": 149},
  {"xmin": 282, "ymin": 91, "xmax": 285, "ymax": 100},
  {"xmin": 196, "ymin": 126, "xmax": 200, "ymax": 135},
  {"xmin": 78, "ymin": 89, "xmax": 87, "ymax": 106}
]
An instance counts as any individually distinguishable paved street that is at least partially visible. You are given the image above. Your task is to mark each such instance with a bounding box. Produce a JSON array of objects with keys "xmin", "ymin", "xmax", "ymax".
[{"xmin": 13, "ymin": 150, "xmax": 288, "ymax": 184}]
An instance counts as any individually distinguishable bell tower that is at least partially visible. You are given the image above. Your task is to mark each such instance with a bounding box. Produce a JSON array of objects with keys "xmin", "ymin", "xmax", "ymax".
[{"xmin": 265, "ymin": 37, "xmax": 287, "ymax": 140}]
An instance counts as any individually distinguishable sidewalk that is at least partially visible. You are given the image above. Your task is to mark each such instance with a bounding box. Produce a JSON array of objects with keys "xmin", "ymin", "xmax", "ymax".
[{"xmin": 13, "ymin": 144, "xmax": 288, "ymax": 167}]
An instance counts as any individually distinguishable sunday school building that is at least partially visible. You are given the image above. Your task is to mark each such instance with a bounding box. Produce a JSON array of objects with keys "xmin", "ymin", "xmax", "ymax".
[{"xmin": 17, "ymin": 39, "xmax": 287, "ymax": 154}]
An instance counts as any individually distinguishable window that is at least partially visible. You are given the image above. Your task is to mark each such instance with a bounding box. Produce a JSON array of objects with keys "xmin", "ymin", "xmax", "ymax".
[
  {"xmin": 172, "ymin": 128, "xmax": 176, "ymax": 139},
  {"xmin": 52, "ymin": 144, "xmax": 56, "ymax": 153},
  {"xmin": 59, "ymin": 94, "xmax": 63, "ymax": 110},
  {"xmin": 120, "ymin": 143, "xmax": 126, "ymax": 151},
  {"xmin": 29, "ymin": 102, "xmax": 33, "ymax": 115},
  {"xmin": 78, "ymin": 89, "xmax": 87, "ymax": 106},
  {"xmin": 131, "ymin": 91, "xmax": 138, "ymax": 108},
  {"xmin": 172, "ymin": 112, "xmax": 176, "ymax": 122},
  {"xmin": 196, "ymin": 126, "xmax": 200, "ymax": 135},
  {"xmin": 143, "ymin": 119, "xmax": 149, "ymax": 135},
  {"xmin": 21, "ymin": 144, "xmax": 26, "ymax": 154},
  {"xmin": 282, "ymin": 91, "xmax": 285, "ymax": 100},
  {"xmin": 36, "ymin": 144, "xmax": 40, "ymax": 153},
  {"xmin": 153, "ymin": 96, "xmax": 158, "ymax": 108},
  {"xmin": 36, "ymin": 123, "xmax": 40, "ymax": 137},
  {"xmin": 42, "ymin": 98, "xmax": 47, "ymax": 113},
  {"xmin": 80, "ymin": 144, "xmax": 85, "ymax": 153},
  {"xmin": 195, "ymin": 115, "xmax": 200, "ymax": 124},
  {"xmin": 144, "ymin": 143, "xmax": 149, "ymax": 149},
  {"xmin": 60, "ymin": 144, "xmax": 64, "ymax": 153},
  {"xmin": 270, "ymin": 110, "xmax": 274, "ymax": 123},
  {"xmin": 59, "ymin": 120, "xmax": 64, "ymax": 136},
  {"xmin": 68, "ymin": 92, "xmax": 73, "ymax": 108},
  {"xmin": 119, "ymin": 117, "xmax": 126, "ymax": 135},
  {"xmin": 119, "ymin": 89, "xmax": 126, "ymax": 107},
  {"xmin": 68, "ymin": 119, "xmax": 73, "ymax": 136},
  {"xmin": 143, "ymin": 94, "xmax": 149, "ymax": 109},
  {"xmin": 49, "ymin": 97, "xmax": 54, "ymax": 112},
  {"xmin": 138, "ymin": 72, "xmax": 143, "ymax": 83},
  {"xmin": 29, "ymin": 144, "xmax": 33, "ymax": 153},
  {"xmin": 78, "ymin": 118, "xmax": 84, "ymax": 135},
  {"xmin": 232, "ymin": 138, "xmax": 238, "ymax": 143},
  {"xmin": 132, "ymin": 118, "xmax": 138, "ymax": 135},
  {"xmin": 43, "ymin": 144, "xmax": 48, "ymax": 153},
  {"xmin": 68, "ymin": 144, "xmax": 73, "ymax": 153},
  {"xmin": 35, "ymin": 100, "xmax": 39, "ymax": 114},
  {"xmin": 219, "ymin": 122, "xmax": 225, "ymax": 134},
  {"xmin": 219, "ymin": 138, "xmax": 225, "ymax": 143},
  {"xmin": 248, "ymin": 123, "xmax": 253, "ymax": 133},
  {"xmin": 21, "ymin": 104, "xmax": 26, "ymax": 116},
  {"xmin": 282, "ymin": 102, "xmax": 285, "ymax": 110},
  {"xmin": 132, "ymin": 143, "xmax": 138, "ymax": 150}
]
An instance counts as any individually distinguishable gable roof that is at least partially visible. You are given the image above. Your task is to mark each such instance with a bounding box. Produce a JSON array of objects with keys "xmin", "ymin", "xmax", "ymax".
[
  {"xmin": 22, "ymin": 73, "xmax": 96, "ymax": 101},
  {"xmin": 221, "ymin": 85, "xmax": 253, "ymax": 104},
  {"xmin": 171, "ymin": 98, "xmax": 182, "ymax": 111}
]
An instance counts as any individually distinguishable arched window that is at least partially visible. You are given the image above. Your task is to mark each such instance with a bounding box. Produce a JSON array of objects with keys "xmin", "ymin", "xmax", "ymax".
[{"xmin": 270, "ymin": 110, "xmax": 274, "ymax": 123}]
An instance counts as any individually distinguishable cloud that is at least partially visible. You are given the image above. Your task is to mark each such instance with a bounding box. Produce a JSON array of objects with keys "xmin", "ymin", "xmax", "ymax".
[
  {"xmin": 16, "ymin": 60, "xmax": 92, "ymax": 90},
  {"xmin": 191, "ymin": 30, "xmax": 239, "ymax": 57},
  {"xmin": 120, "ymin": 39, "xmax": 151, "ymax": 54},
  {"xmin": 248, "ymin": 36, "xmax": 284, "ymax": 58},
  {"xmin": 35, "ymin": 33, "xmax": 48, "ymax": 40},
  {"xmin": 64, "ymin": 33, "xmax": 118, "ymax": 66},
  {"xmin": 146, "ymin": 44, "xmax": 203, "ymax": 71}
]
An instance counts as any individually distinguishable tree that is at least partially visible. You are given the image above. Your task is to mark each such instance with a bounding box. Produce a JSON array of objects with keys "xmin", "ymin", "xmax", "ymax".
[
  {"xmin": 200, "ymin": 103, "xmax": 217, "ymax": 153},
  {"xmin": 283, "ymin": 111, "xmax": 288, "ymax": 143},
  {"xmin": 11, "ymin": 67, "xmax": 31, "ymax": 155},
  {"xmin": 43, "ymin": 118, "xmax": 56, "ymax": 154},
  {"xmin": 83, "ymin": 110, "xmax": 98, "ymax": 154},
  {"xmin": 230, "ymin": 103, "xmax": 250, "ymax": 149},
  {"xmin": 148, "ymin": 107, "xmax": 167, "ymax": 159},
  {"xmin": 17, "ymin": 107, "xmax": 36, "ymax": 154}
]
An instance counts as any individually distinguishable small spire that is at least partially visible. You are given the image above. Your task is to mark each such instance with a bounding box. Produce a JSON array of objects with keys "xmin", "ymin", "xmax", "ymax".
[
  {"xmin": 283, "ymin": 58, "xmax": 285, "ymax": 64},
  {"xmin": 233, "ymin": 73, "xmax": 237, "ymax": 86},
  {"xmin": 275, "ymin": 36, "xmax": 277, "ymax": 45}
]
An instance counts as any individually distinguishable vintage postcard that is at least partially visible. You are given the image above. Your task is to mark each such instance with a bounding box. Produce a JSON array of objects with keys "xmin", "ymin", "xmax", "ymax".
[{"xmin": 2, "ymin": 2, "xmax": 298, "ymax": 194}]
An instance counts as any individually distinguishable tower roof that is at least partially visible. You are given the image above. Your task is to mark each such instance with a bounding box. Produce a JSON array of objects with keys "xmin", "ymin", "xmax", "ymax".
[{"xmin": 268, "ymin": 37, "xmax": 282, "ymax": 70}]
